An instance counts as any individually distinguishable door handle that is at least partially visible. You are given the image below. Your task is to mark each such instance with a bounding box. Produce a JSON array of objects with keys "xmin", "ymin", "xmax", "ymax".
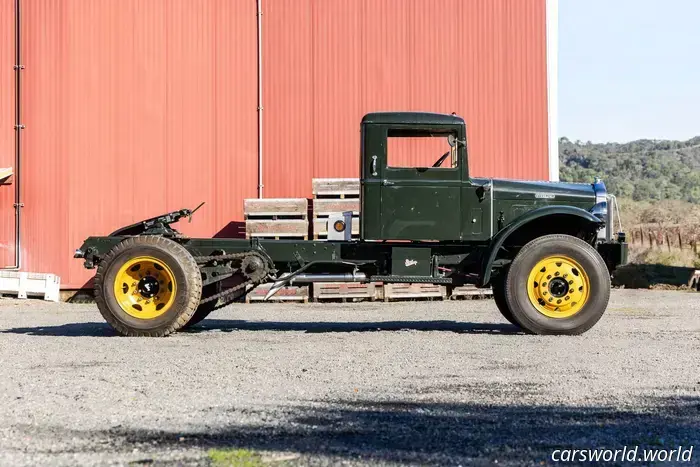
[
  {"xmin": 371, "ymin": 155, "xmax": 378, "ymax": 176},
  {"xmin": 381, "ymin": 179, "xmax": 394, "ymax": 186}
]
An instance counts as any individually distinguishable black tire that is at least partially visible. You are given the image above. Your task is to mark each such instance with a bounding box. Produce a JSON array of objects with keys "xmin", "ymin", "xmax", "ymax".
[
  {"xmin": 94, "ymin": 236, "xmax": 202, "ymax": 337},
  {"xmin": 182, "ymin": 281, "xmax": 221, "ymax": 329},
  {"xmin": 504, "ymin": 234, "xmax": 611, "ymax": 335},
  {"xmin": 491, "ymin": 268, "xmax": 518, "ymax": 326}
]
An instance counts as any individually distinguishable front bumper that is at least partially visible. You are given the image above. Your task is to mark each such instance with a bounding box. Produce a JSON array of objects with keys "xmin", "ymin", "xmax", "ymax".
[{"xmin": 597, "ymin": 239, "xmax": 629, "ymax": 273}]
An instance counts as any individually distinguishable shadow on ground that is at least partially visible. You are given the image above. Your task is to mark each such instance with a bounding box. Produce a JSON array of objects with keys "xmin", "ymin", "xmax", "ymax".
[
  {"xmin": 0, "ymin": 320, "xmax": 521, "ymax": 337},
  {"xmin": 21, "ymin": 396, "xmax": 700, "ymax": 465}
]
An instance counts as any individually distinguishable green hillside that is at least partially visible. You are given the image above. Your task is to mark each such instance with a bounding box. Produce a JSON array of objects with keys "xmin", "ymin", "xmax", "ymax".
[{"xmin": 559, "ymin": 136, "xmax": 700, "ymax": 202}]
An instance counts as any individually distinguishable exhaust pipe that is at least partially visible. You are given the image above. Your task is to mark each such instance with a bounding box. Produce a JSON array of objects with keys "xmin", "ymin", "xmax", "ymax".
[
  {"xmin": 264, "ymin": 272, "xmax": 367, "ymax": 300},
  {"xmin": 289, "ymin": 273, "xmax": 367, "ymax": 284}
]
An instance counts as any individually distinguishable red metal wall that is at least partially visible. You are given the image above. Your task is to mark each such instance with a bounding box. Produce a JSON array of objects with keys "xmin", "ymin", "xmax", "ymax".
[
  {"xmin": 263, "ymin": 0, "xmax": 549, "ymax": 197},
  {"xmin": 15, "ymin": 0, "xmax": 258, "ymax": 288},
  {"xmin": 1, "ymin": 0, "xmax": 548, "ymax": 288}
]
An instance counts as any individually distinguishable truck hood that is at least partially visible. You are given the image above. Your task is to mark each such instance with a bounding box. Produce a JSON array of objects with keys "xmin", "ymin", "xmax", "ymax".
[{"xmin": 473, "ymin": 177, "xmax": 597, "ymax": 203}]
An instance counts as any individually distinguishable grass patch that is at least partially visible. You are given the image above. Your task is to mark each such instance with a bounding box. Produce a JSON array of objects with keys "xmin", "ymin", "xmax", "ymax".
[{"xmin": 209, "ymin": 448, "xmax": 265, "ymax": 467}]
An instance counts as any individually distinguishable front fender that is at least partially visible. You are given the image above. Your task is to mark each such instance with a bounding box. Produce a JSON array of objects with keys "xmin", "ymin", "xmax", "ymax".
[{"xmin": 479, "ymin": 205, "xmax": 602, "ymax": 286}]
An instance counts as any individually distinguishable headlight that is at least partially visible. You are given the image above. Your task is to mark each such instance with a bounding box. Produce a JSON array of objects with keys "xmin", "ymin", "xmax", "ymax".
[{"xmin": 591, "ymin": 178, "xmax": 608, "ymax": 220}]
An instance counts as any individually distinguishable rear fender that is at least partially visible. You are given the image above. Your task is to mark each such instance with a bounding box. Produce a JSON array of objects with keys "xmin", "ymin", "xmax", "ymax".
[{"xmin": 479, "ymin": 206, "xmax": 602, "ymax": 286}]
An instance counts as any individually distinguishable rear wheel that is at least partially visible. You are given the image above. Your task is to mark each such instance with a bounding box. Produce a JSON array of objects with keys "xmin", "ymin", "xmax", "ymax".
[
  {"xmin": 94, "ymin": 236, "xmax": 202, "ymax": 337},
  {"xmin": 504, "ymin": 234, "xmax": 610, "ymax": 335},
  {"xmin": 182, "ymin": 281, "xmax": 222, "ymax": 329}
]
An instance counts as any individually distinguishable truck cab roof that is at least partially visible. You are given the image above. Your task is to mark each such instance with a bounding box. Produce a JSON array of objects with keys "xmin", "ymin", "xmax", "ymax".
[{"xmin": 361, "ymin": 112, "xmax": 464, "ymax": 126}]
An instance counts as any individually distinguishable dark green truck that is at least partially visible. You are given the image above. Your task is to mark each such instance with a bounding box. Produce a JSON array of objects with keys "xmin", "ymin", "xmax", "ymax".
[{"xmin": 75, "ymin": 112, "xmax": 628, "ymax": 337}]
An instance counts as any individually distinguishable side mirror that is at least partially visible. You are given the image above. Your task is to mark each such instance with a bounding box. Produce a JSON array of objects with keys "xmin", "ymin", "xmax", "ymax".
[{"xmin": 447, "ymin": 134, "xmax": 457, "ymax": 147}]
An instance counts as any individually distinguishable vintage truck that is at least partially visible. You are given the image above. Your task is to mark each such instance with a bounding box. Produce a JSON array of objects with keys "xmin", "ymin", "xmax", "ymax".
[{"xmin": 75, "ymin": 112, "xmax": 628, "ymax": 337}]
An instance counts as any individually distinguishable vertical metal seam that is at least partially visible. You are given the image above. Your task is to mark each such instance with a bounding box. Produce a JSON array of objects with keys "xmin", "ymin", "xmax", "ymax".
[{"xmin": 256, "ymin": 0, "xmax": 264, "ymax": 198}]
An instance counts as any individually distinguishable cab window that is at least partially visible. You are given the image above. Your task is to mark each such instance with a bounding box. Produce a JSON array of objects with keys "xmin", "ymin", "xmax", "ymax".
[{"xmin": 386, "ymin": 129, "xmax": 458, "ymax": 169}]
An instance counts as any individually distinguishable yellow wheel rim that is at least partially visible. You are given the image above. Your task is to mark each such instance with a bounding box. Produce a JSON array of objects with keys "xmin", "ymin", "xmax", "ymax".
[
  {"xmin": 113, "ymin": 256, "xmax": 176, "ymax": 319},
  {"xmin": 526, "ymin": 255, "xmax": 590, "ymax": 318}
]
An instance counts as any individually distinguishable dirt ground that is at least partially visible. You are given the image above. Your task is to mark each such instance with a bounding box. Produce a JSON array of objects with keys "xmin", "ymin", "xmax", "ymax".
[{"xmin": 0, "ymin": 289, "xmax": 699, "ymax": 466}]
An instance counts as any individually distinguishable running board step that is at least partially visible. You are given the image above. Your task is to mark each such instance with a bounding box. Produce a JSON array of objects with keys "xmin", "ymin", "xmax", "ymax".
[{"xmin": 370, "ymin": 275, "xmax": 454, "ymax": 284}]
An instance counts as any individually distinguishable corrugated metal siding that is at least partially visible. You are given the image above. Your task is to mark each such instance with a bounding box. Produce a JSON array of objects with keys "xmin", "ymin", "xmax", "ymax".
[
  {"xmin": 2, "ymin": 0, "xmax": 547, "ymax": 288},
  {"xmin": 264, "ymin": 0, "xmax": 548, "ymax": 196},
  {"xmin": 0, "ymin": 1, "xmax": 15, "ymax": 266},
  {"xmin": 18, "ymin": 0, "xmax": 258, "ymax": 287}
]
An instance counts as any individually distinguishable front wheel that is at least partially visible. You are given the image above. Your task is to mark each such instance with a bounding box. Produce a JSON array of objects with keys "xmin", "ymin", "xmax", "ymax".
[
  {"xmin": 491, "ymin": 268, "xmax": 518, "ymax": 326},
  {"xmin": 504, "ymin": 234, "xmax": 611, "ymax": 335},
  {"xmin": 94, "ymin": 236, "xmax": 202, "ymax": 337}
]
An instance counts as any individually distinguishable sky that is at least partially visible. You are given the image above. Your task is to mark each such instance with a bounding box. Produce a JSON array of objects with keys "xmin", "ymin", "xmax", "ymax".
[{"xmin": 559, "ymin": 0, "xmax": 700, "ymax": 143}]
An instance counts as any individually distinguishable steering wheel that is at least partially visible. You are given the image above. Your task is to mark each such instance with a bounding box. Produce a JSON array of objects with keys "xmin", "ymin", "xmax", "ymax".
[{"xmin": 432, "ymin": 151, "xmax": 451, "ymax": 168}]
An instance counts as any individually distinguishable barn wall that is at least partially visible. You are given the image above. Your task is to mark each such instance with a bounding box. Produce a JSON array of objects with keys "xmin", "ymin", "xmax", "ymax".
[
  {"xmin": 0, "ymin": 0, "xmax": 548, "ymax": 287},
  {"xmin": 263, "ymin": 0, "xmax": 549, "ymax": 197},
  {"xmin": 15, "ymin": 0, "xmax": 258, "ymax": 287}
]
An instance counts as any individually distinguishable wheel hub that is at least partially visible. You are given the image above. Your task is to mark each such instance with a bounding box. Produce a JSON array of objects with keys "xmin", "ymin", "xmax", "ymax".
[
  {"xmin": 137, "ymin": 276, "xmax": 160, "ymax": 298},
  {"xmin": 526, "ymin": 255, "xmax": 590, "ymax": 319},
  {"xmin": 548, "ymin": 277, "xmax": 568, "ymax": 298},
  {"xmin": 113, "ymin": 256, "xmax": 177, "ymax": 320}
]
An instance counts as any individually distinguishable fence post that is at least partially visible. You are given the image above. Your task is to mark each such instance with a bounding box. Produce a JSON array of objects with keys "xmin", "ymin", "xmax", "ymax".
[
  {"xmin": 665, "ymin": 233, "xmax": 671, "ymax": 252},
  {"xmin": 678, "ymin": 231, "xmax": 683, "ymax": 250}
]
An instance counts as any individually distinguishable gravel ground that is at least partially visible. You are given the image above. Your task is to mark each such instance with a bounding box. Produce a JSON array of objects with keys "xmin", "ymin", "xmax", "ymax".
[{"xmin": 0, "ymin": 289, "xmax": 699, "ymax": 466}]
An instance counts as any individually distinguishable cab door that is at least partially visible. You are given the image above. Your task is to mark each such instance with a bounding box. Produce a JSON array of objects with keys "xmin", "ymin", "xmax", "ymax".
[{"xmin": 379, "ymin": 128, "xmax": 462, "ymax": 241}]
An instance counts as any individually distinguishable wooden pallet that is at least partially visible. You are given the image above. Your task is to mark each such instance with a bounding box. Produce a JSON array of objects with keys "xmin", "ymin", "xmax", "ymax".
[
  {"xmin": 311, "ymin": 183, "xmax": 360, "ymax": 240},
  {"xmin": 312, "ymin": 198, "xmax": 360, "ymax": 216},
  {"xmin": 245, "ymin": 283, "xmax": 309, "ymax": 302},
  {"xmin": 312, "ymin": 282, "xmax": 378, "ymax": 301},
  {"xmin": 449, "ymin": 285, "xmax": 493, "ymax": 299},
  {"xmin": 312, "ymin": 178, "xmax": 360, "ymax": 198},
  {"xmin": 244, "ymin": 198, "xmax": 308, "ymax": 218},
  {"xmin": 244, "ymin": 198, "xmax": 309, "ymax": 239},
  {"xmin": 382, "ymin": 283, "xmax": 446, "ymax": 301}
]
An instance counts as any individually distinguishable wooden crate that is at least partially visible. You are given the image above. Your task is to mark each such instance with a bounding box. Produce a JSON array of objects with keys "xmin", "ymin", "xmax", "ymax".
[
  {"xmin": 312, "ymin": 282, "xmax": 378, "ymax": 301},
  {"xmin": 244, "ymin": 198, "xmax": 308, "ymax": 218},
  {"xmin": 312, "ymin": 198, "xmax": 360, "ymax": 216},
  {"xmin": 245, "ymin": 219, "xmax": 308, "ymax": 239},
  {"xmin": 449, "ymin": 285, "xmax": 493, "ymax": 299},
  {"xmin": 312, "ymin": 217, "xmax": 360, "ymax": 240},
  {"xmin": 244, "ymin": 198, "xmax": 309, "ymax": 239},
  {"xmin": 383, "ymin": 283, "xmax": 446, "ymax": 301},
  {"xmin": 312, "ymin": 178, "xmax": 360, "ymax": 198},
  {"xmin": 245, "ymin": 283, "xmax": 309, "ymax": 302}
]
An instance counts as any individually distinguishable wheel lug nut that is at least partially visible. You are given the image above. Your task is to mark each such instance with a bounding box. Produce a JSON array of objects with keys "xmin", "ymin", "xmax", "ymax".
[
  {"xmin": 554, "ymin": 272, "xmax": 560, "ymax": 276},
  {"xmin": 563, "ymin": 273, "xmax": 568, "ymax": 278},
  {"xmin": 568, "ymin": 280, "xmax": 573, "ymax": 285},
  {"xmin": 547, "ymin": 275, "xmax": 552, "ymax": 279},
  {"xmin": 557, "ymin": 299, "xmax": 561, "ymax": 304},
  {"xmin": 569, "ymin": 289, "xmax": 574, "ymax": 294},
  {"xmin": 543, "ymin": 291, "xmax": 547, "ymax": 295},
  {"xmin": 131, "ymin": 282, "xmax": 137, "ymax": 287},
  {"xmin": 565, "ymin": 296, "xmax": 570, "ymax": 300},
  {"xmin": 145, "ymin": 300, "xmax": 150, "ymax": 304},
  {"xmin": 548, "ymin": 297, "xmax": 553, "ymax": 302},
  {"xmin": 137, "ymin": 297, "xmax": 142, "ymax": 302},
  {"xmin": 542, "ymin": 282, "xmax": 547, "ymax": 286}
]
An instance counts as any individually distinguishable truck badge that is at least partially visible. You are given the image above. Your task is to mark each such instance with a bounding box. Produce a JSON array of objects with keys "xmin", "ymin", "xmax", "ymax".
[
  {"xmin": 405, "ymin": 259, "xmax": 418, "ymax": 267},
  {"xmin": 535, "ymin": 193, "xmax": 555, "ymax": 199}
]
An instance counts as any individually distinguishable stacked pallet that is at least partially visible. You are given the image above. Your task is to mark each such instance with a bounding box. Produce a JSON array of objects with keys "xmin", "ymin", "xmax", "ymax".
[
  {"xmin": 311, "ymin": 178, "xmax": 360, "ymax": 240},
  {"xmin": 310, "ymin": 178, "xmax": 371, "ymax": 300},
  {"xmin": 244, "ymin": 198, "xmax": 308, "ymax": 240},
  {"xmin": 244, "ymin": 198, "xmax": 309, "ymax": 301}
]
